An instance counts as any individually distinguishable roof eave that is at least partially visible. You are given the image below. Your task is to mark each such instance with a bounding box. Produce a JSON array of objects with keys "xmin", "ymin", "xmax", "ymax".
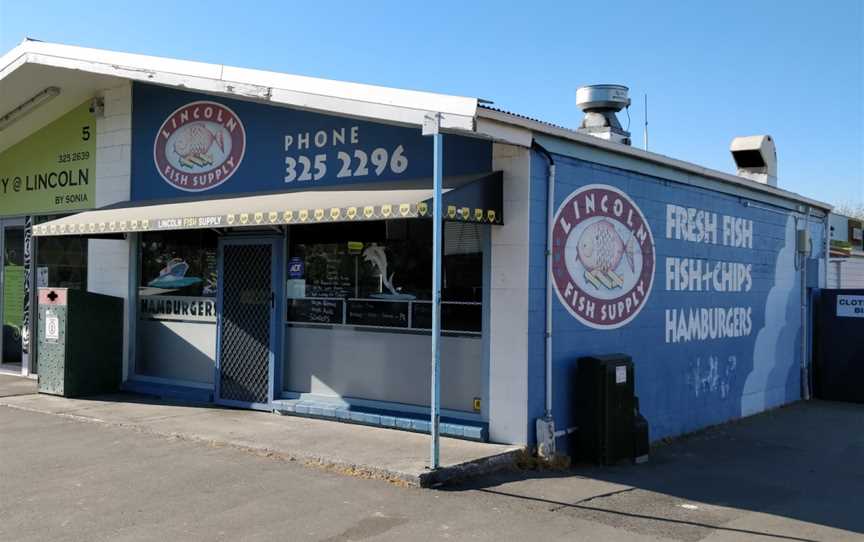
[
  {"xmin": 0, "ymin": 40, "xmax": 479, "ymax": 132},
  {"xmin": 477, "ymin": 107, "xmax": 832, "ymax": 212}
]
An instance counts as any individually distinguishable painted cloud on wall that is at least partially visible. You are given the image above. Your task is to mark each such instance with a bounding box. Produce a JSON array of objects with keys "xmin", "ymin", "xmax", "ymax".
[{"xmin": 741, "ymin": 215, "xmax": 801, "ymax": 416}]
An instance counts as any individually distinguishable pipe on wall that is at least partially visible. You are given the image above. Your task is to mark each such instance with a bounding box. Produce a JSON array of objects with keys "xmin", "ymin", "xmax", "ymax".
[
  {"xmin": 532, "ymin": 141, "xmax": 557, "ymax": 457},
  {"xmin": 823, "ymin": 212, "xmax": 831, "ymax": 287},
  {"xmin": 800, "ymin": 206, "xmax": 813, "ymax": 401}
]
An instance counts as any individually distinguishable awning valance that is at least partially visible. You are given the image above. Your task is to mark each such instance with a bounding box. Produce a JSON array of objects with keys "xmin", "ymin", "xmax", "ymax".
[{"xmin": 33, "ymin": 172, "xmax": 502, "ymax": 237}]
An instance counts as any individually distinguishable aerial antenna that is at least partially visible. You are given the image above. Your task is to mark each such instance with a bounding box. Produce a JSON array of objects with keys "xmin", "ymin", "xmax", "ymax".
[{"xmin": 643, "ymin": 93, "xmax": 649, "ymax": 151}]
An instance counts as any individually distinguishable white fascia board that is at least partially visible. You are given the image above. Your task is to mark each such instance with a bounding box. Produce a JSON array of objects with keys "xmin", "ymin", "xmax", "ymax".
[
  {"xmin": 0, "ymin": 47, "xmax": 28, "ymax": 80},
  {"xmin": 478, "ymin": 108, "xmax": 831, "ymax": 212},
  {"xmin": 475, "ymin": 117, "xmax": 533, "ymax": 147},
  {"xmin": 0, "ymin": 40, "xmax": 477, "ymax": 132},
  {"xmin": 0, "ymin": 41, "xmax": 222, "ymax": 81},
  {"xmin": 222, "ymin": 65, "xmax": 476, "ymax": 116}
]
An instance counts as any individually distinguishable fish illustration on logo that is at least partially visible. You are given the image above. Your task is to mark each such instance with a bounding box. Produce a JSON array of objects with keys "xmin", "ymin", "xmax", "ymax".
[
  {"xmin": 154, "ymin": 101, "xmax": 246, "ymax": 192},
  {"xmin": 552, "ymin": 184, "xmax": 655, "ymax": 330},
  {"xmin": 576, "ymin": 219, "xmax": 637, "ymax": 290},
  {"xmin": 172, "ymin": 123, "xmax": 225, "ymax": 169}
]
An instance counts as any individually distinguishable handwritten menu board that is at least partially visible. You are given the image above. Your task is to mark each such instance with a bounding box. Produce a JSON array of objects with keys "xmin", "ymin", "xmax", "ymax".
[
  {"xmin": 287, "ymin": 298, "xmax": 343, "ymax": 324},
  {"xmin": 346, "ymin": 299, "xmax": 409, "ymax": 327},
  {"xmin": 303, "ymin": 245, "xmax": 353, "ymax": 298}
]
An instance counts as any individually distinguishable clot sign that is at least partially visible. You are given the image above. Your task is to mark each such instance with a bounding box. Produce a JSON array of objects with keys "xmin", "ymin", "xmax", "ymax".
[
  {"xmin": 154, "ymin": 101, "xmax": 246, "ymax": 192},
  {"xmin": 552, "ymin": 184, "xmax": 655, "ymax": 329}
]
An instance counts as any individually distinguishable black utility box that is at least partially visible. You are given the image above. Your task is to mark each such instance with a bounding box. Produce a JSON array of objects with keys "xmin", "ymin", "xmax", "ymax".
[
  {"xmin": 633, "ymin": 412, "xmax": 650, "ymax": 463},
  {"xmin": 574, "ymin": 354, "xmax": 636, "ymax": 465}
]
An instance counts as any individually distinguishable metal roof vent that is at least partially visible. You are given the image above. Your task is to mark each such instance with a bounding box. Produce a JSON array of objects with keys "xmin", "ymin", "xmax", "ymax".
[
  {"xmin": 730, "ymin": 135, "xmax": 777, "ymax": 187},
  {"xmin": 576, "ymin": 84, "xmax": 632, "ymax": 145}
]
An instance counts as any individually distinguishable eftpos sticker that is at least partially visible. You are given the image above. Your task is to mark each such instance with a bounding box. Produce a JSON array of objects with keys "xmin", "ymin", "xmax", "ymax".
[{"xmin": 288, "ymin": 256, "xmax": 305, "ymax": 279}]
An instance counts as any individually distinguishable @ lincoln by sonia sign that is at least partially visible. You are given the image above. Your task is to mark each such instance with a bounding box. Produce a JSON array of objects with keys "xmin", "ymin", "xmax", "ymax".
[
  {"xmin": 154, "ymin": 101, "xmax": 246, "ymax": 192},
  {"xmin": 552, "ymin": 184, "xmax": 655, "ymax": 329}
]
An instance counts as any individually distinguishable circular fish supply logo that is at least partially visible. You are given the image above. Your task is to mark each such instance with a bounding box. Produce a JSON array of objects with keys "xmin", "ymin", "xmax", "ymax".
[
  {"xmin": 154, "ymin": 101, "xmax": 246, "ymax": 192},
  {"xmin": 552, "ymin": 184, "xmax": 655, "ymax": 329}
]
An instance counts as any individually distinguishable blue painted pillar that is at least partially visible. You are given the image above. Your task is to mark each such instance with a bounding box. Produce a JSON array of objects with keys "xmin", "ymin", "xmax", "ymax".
[{"xmin": 431, "ymin": 131, "xmax": 443, "ymax": 469}]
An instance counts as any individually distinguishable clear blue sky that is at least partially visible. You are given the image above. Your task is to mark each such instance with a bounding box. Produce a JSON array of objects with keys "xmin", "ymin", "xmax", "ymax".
[{"xmin": 1, "ymin": 0, "xmax": 861, "ymax": 207}]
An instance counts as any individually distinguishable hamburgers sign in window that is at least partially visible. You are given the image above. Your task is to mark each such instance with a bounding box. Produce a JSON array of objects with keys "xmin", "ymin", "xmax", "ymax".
[{"xmin": 836, "ymin": 295, "xmax": 864, "ymax": 318}]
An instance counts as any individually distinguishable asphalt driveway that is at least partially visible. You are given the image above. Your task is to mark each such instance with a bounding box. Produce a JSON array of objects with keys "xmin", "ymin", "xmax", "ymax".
[{"xmin": 0, "ymin": 379, "xmax": 861, "ymax": 540}]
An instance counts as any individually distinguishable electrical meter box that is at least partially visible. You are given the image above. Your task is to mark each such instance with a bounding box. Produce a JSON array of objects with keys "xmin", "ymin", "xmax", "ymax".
[{"xmin": 37, "ymin": 288, "xmax": 123, "ymax": 397}]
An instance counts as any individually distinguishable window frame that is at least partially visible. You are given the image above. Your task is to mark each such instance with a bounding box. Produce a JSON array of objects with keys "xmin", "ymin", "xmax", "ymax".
[{"xmin": 285, "ymin": 219, "xmax": 486, "ymax": 336}]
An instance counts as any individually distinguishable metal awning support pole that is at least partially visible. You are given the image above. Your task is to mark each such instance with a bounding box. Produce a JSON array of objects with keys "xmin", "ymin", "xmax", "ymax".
[{"xmin": 423, "ymin": 112, "xmax": 443, "ymax": 470}]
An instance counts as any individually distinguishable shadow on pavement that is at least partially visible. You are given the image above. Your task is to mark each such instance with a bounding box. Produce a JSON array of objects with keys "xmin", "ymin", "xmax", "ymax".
[
  {"xmin": 0, "ymin": 373, "xmax": 37, "ymax": 398},
  {"xmin": 443, "ymin": 401, "xmax": 864, "ymax": 539}
]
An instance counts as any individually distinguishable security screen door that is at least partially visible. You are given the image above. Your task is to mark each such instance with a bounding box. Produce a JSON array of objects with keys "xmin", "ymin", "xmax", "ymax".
[{"xmin": 216, "ymin": 237, "xmax": 281, "ymax": 409}]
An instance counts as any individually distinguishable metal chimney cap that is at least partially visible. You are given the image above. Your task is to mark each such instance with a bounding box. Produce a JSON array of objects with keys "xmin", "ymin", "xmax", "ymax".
[{"xmin": 576, "ymin": 85, "xmax": 631, "ymax": 112}]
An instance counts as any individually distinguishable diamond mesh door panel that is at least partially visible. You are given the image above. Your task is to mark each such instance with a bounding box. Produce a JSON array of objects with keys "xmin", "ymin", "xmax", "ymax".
[{"xmin": 219, "ymin": 244, "xmax": 272, "ymax": 404}]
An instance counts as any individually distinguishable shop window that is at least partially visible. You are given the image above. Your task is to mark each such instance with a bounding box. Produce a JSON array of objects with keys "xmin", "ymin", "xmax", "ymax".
[
  {"xmin": 35, "ymin": 236, "xmax": 88, "ymax": 290},
  {"xmin": 287, "ymin": 220, "xmax": 484, "ymax": 334},
  {"xmin": 136, "ymin": 230, "xmax": 219, "ymax": 385},
  {"xmin": 139, "ymin": 230, "xmax": 218, "ymax": 298}
]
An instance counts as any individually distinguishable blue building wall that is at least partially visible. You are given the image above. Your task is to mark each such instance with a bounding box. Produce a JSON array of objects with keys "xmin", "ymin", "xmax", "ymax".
[
  {"xmin": 527, "ymin": 152, "xmax": 549, "ymax": 440},
  {"xmin": 528, "ymin": 150, "xmax": 825, "ymax": 446}
]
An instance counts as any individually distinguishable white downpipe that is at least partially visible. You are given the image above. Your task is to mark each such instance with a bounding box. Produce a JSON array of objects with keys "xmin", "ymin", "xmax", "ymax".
[
  {"xmin": 545, "ymin": 162, "xmax": 556, "ymax": 418},
  {"xmin": 801, "ymin": 206, "xmax": 813, "ymax": 401},
  {"xmin": 823, "ymin": 213, "xmax": 830, "ymax": 288},
  {"xmin": 534, "ymin": 141, "xmax": 559, "ymax": 458}
]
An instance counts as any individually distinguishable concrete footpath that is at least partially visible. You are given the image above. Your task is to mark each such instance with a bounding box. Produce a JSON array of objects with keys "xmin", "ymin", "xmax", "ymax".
[{"xmin": 0, "ymin": 375, "xmax": 518, "ymax": 487}]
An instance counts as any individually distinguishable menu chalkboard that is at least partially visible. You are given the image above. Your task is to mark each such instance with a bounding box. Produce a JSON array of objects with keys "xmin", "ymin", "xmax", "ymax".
[
  {"xmin": 346, "ymin": 299, "xmax": 409, "ymax": 327},
  {"xmin": 287, "ymin": 298, "xmax": 343, "ymax": 324},
  {"xmin": 302, "ymin": 247, "xmax": 354, "ymax": 298}
]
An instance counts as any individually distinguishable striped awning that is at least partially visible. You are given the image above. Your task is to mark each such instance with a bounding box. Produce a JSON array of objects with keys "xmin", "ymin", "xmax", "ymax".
[{"xmin": 34, "ymin": 172, "xmax": 503, "ymax": 237}]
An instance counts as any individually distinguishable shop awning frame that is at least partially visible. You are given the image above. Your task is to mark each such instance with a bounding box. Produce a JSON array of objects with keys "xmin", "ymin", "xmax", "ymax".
[{"xmin": 33, "ymin": 172, "xmax": 503, "ymax": 237}]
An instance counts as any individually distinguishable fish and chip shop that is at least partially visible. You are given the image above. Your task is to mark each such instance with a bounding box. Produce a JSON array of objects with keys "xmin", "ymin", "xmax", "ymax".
[{"xmin": 2, "ymin": 41, "xmax": 831, "ymax": 453}]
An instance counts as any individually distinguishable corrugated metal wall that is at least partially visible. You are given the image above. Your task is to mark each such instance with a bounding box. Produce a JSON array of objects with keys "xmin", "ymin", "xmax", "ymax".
[{"xmin": 827, "ymin": 257, "xmax": 864, "ymax": 288}]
